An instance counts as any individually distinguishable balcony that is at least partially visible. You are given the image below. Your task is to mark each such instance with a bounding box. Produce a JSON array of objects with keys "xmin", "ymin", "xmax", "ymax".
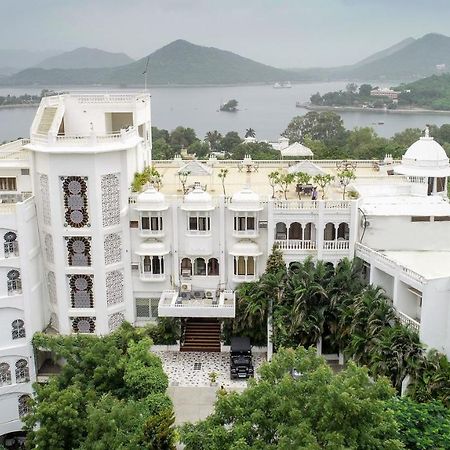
[
  {"xmin": 323, "ymin": 240, "xmax": 350, "ymax": 251},
  {"xmin": 396, "ymin": 309, "xmax": 420, "ymax": 334},
  {"xmin": 274, "ymin": 239, "xmax": 316, "ymax": 251},
  {"xmin": 139, "ymin": 272, "xmax": 165, "ymax": 282},
  {"xmin": 232, "ymin": 229, "xmax": 259, "ymax": 238},
  {"xmin": 158, "ymin": 289, "xmax": 235, "ymax": 318},
  {"xmin": 139, "ymin": 229, "xmax": 165, "ymax": 239}
]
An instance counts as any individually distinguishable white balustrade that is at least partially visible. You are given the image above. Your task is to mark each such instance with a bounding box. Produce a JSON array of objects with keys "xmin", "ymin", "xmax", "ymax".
[
  {"xmin": 274, "ymin": 239, "xmax": 316, "ymax": 251},
  {"xmin": 397, "ymin": 310, "xmax": 420, "ymax": 333},
  {"xmin": 323, "ymin": 240, "xmax": 350, "ymax": 250}
]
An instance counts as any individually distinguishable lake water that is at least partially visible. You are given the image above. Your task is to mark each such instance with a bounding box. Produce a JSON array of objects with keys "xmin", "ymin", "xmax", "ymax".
[{"xmin": 1, "ymin": 83, "xmax": 450, "ymax": 142}]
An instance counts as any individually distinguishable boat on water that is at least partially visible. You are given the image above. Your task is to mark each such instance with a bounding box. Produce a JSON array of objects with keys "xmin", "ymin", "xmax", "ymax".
[{"xmin": 273, "ymin": 81, "xmax": 292, "ymax": 89}]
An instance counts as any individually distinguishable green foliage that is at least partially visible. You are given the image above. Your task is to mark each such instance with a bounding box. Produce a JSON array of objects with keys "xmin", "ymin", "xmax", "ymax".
[
  {"xmin": 313, "ymin": 174, "xmax": 335, "ymax": 199},
  {"xmin": 231, "ymin": 141, "xmax": 280, "ymax": 160},
  {"xmin": 180, "ymin": 347, "xmax": 403, "ymax": 450},
  {"xmin": 336, "ymin": 169, "xmax": 356, "ymax": 199},
  {"xmin": 388, "ymin": 397, "xmax": 450, "ymax": 450},
  {"xmin": 220, "ymin": 99, "xmax": 238, "ymax": 112},
  {"xmin": 146, "ymin": 318, "xmax": 181, "ymax": 345},
  {"xmin": 219, "ymin": 131, "xmax": 242, "ymax": 154},
  {"xmin": 265, "ymin": 245, "xmax": 286, "ymax": 276},
  {"xmin": 132, "ymin": 166, "xmax": 163, "ymax": 192},
  {"xmin": 26, "ymin": 323, "xmax": 175, "ymax": 450},
  {"xmin": 205, "ymin": 130, "xmax": 222, "ymax": 151},
  {"xmin": 169, "ymin": 126, "xmax": 197, "ymax": 151}
]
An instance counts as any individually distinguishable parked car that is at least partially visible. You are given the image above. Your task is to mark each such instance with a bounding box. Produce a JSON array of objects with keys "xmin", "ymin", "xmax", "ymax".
[{"xmin": 230, "ymin": 336, "xmax": 254, "ymax": 379}]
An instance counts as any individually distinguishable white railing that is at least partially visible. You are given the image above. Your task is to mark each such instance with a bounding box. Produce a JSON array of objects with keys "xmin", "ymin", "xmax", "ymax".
[
  {"xmin": 274, "ymin": 200, "xmax": 318, "ymax": 210},
  {"xmin": 140, "ymin": 272, "xmax": 166, "ymax": 281},
  {"xmin": 31, "ymin": 126, "xmax": 140, "ymax": 147},
  {"xmin": 73, "ymin": 93, "xmax": 148, "ymax": 104},
  {"xmin": 397, "ymin": 310, "xmax": 420, "ymax": 333},
  {"xmin": 158, "ymin": 289, "xmax": 235, "ymax": 318},
  {"xmin": 275, "ymin": 239, "xmax": 316, "ymax": 250},
  {"xmin": 323, "ymin": 240, "xmax": 350, "ymax": 250},
  {"xmin": 0, "ymin": 140, "xmax": 30, "ymax": 160},
  {"xmin": 233, "ymin": 229, "xmax": 259, "ymax": 237}
]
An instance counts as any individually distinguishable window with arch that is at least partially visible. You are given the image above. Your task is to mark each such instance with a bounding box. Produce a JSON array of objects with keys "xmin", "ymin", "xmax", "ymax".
[
  {"xmin": 67, "ymin": 236, "xmax": 91, "ymax": 266},
  {"xmin": 181, "ymin": 258, "xmax": 192, "ymax": 277},
  {"xmin": 234, "ymin": 256, "xmax": 256, "ymax": 276},
  {"xmin": 69, "ymin": 275, "xmax": 94, "ymax": 308},
  {"xmin": 304, "ymin": 222, "xmax": 316, "ymax": 241},
  {"xmin": 4, "ymin": 231, "xmax": 18, "ymax": 257},
  {"xmin": 0, "ymin": 362, "xmax": 11, "ymax": 386},
  {"xmin": 7, "ymin": 269, "xmax": 22, "ymax": 295},
  {"xmin": 12, "ymin": 319, "xmax": 25, "ymax": 339},
  {"xmin": 62, "ymin": 176, "xmax": 89, "ymax": 228},
  {"xmin": 194, "ymin": 258, "xmax": 207, "ymax": 276},
  {"xmin": 18, "ymin": 394, "xmax": 31, "ymax": 418},
  {"xmin": 337, "ymin": 222, "xmax": 350, "ymax": 240},
  {"xmin": 288, "ymin": 222, "xmax": 302, "ymax": 240},
  {"xmin": 323, "ymin": 223, "xmax": 336, "ymax": 241},
  {"xmin": 275, "ymin": 222, "xmax": 287, "ymax": 240},
  {"xmin": 142, "ymin": 255, "xmax": 164, "ymax": 275},
  {"xmin": 15, "ymin": 359, "xmax": 29, "ymax": 383},
  {"xmin": 207, "ymin": 258, "xmax": 219, "ymax": 276}
]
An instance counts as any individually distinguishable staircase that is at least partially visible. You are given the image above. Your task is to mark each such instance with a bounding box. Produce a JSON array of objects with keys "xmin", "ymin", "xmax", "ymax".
[
  {"xmin": 181, "ymin": 318, "xmax": 221, "ymax": 352},
  {"xmin": 37, "ymin": 107, "xmax": 57, "ymax": 134}
]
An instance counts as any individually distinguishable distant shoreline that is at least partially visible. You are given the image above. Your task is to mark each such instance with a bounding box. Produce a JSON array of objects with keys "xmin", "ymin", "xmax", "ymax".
[
  {"xmin": 0, "ymin": 103, "xmax": 39, "ymax": 110},
  {"xmin": 300, "ymin": 102, "xmax": 450, "ymax": 115}
]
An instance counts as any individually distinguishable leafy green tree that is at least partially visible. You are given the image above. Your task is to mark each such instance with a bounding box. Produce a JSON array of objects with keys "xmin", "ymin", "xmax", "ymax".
[
  {"xmin": 153, "ymin": 138, "xmax": 175, "ymax": 160},
  {"xmin": 337, "ymin": 168, "xmax": 356, "ymax": 200},
  {"xmin": 152, "ymin": 126, "xmax": 170, "ymax": 143},
  {"xmin": 313, "ymin": 174, "xmax": 335, "ymax": 199},
  {"xmin": 268, "ymin": 170, "xmax": 280, "ymax": 198},
  {"xmin": 231, "ymin": 142, "xmax": 280, "ymax": 160},
  {"xmin": 180, "ymin": 347, "xmax": 403, "ymax": 450},
  {"xmin": 244, "ymin": 128, "xmax": 256, "ymax": 138},
  {"xmin": 359, "ymin": 83, "xmax": 373, "ymax": 97},
  {"xmin": 388, "ymin": 398, "xmax": 450, "ymax": 450},
  {"xmin": 220, "ymin": 99, "xmax": 238, "ymax": 112},
  {"xmin": 346, "ymin": 82, "xmax": 358, "ymax": 94},
  {"xmin": 187, "ymin": 140, "xmax": 209, "ymax": 159},
  {"xmin": 277, "ymin": 172, "xmax": 295, "ymax": 200},
  {"xmin": 219, "ymin": 131, "xmax": 242, "ymax": 154},
  {"xmin": 169, "ymin": 126, "xmax": 197, "ymax": 151},
  {"xmin": 205, "ymin": 130, "xmax": 222, "ymax": 151}
]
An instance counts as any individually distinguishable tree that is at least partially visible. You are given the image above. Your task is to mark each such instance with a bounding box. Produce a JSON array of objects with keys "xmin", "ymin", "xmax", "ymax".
[
  {"xmin": 313, "ymin": 174, "xmax": 334, "ymax": 199},
  {"xmin": 132, "ymin": 166, "xmax": 163, "ymax": 192},
  {"xmin": 205, "ymin": 130, "xmax": 222, "ymax": 151},
  {"xmin": 277, "ymin": 172, "xmax": 295, "ymax": 200},
  {"xmin": 219, "ymin": 131, "xmax": 242, "ymax": 154},
  {"xmin": 244, "ymin": 128, "xmax": 256, "ymax": 138},
  {"xmin": 231, "ymin": 142, "xmax": 280, "ymax": 160},
  {"xmin": 220, "ymin": 99, "xmax": 238, "ymax": 112},
  {"xmin": 337, "ymin": 169, "xmax": 356, "ymax": 200},
  {"xmin": 268, "ymin": 170, "xmax": 280, "ymax": 198},
  {"xmin": 282, "ymin": 111, "xmax": 347, "ymax": 147},
  {"xmin": 294, "ymin": 171, "xmax": 312, "ymax": 187},
  {"xmin": 178, "ymin": 170, "xmax": 190, "ymax": 194},
  {"xmin": 388, "ymin": 398, "xmax": 450, "ymax": 450},
  {"xmin": 187, "ymin": 140, "xmax": 209, "ymax": 159},
  {"xmin": 153, "ymin": 138, "xmax": 175, "ymax": 160},
  {"xmin": 359, "ymin": 84, "xmax": 373, "ymax": 97},
  {"xmin": 151, "ymin": 126, "xmax": 170, "ymax": 144},
  {"xmin": 169, "ymin": 126, "xmax": 197, "ymax": 151},
  {"xmin": 180, "ymin": 347, "xmax": 403, "ymax": 450},
  {"xmin": 218, "ymin": 168, "xmax": 228, "ymax": 195},
  {"xmin": 346, "ymin": 82, "xmax": 358, "ymax": 94}
]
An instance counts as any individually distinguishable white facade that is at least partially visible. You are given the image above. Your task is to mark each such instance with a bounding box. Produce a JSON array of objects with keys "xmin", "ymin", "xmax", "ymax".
[{"xmin": 1, "ymin": 92, "xmax": 450, "ymax": 437}]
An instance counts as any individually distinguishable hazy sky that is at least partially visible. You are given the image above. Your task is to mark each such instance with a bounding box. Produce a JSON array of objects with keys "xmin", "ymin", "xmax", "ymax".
[{"xmin": 3, "ymin": 0, "xmax": 450, "ymax": 67}]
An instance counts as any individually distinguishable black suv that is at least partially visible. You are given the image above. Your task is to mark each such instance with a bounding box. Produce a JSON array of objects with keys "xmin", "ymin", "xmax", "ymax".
[{"xmin": 230, "ymin": 337, "xmax": 254, "ymax": 379}]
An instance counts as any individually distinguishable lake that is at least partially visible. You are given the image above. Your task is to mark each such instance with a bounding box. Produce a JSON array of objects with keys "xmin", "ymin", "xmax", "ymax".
[{"xmin": 1, "ymin": 83, "xmax": 450, "ymax": 143}]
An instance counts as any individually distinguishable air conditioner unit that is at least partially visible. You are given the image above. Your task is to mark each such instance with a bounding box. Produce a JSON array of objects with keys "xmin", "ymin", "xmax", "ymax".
[
  {"xmin": 259, "ymin": 221, "xmax": 268, "ymax": 229},
  {"xmin": 181, "ymin": 283, "xmax": 192, "ymax": 292},
  {"xmin": 205, "ymin": 290, "xmax": 215, "ymax": 299},
  {"xmin": 193, "ymin": 290, "xmax": 204, "ymax": 299}
]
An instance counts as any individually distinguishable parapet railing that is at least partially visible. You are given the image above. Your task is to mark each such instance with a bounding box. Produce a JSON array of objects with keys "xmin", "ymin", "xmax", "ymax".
[{"xmin": 0, "ymin": 139, "xmax": 30, "ymax": 160}]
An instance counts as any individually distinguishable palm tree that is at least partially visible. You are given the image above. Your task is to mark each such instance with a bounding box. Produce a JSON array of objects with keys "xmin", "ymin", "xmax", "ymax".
[
  {"xmin": 245, "ymin": 128, "xmax": 256, "ymax": 139},
  {"xmin": 205, "ymin": 130, "xmax": 222, "ymax": 151}
]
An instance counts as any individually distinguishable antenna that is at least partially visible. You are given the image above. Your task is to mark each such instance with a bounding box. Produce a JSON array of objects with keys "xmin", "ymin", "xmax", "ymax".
[{"xmin": 142, "ymin": 56, "xmax": 150, "ymax": 91}]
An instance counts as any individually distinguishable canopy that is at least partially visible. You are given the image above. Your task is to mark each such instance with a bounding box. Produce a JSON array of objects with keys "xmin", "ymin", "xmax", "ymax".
[
  {"xmin": 288, "ymin": 160, "xmax": 326, "ymax": 176},
  {"xmin": 281, "ymin": 142, "xmax": 313, "ymax": 158},
  {"xmin": 177, "ymin": 160, "xmax": 212, "ymax": 176}
]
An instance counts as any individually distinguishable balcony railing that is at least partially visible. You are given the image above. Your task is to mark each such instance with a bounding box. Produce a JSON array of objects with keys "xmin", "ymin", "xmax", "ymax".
[
  {"xmin": 140, "ymin": 272, "xmax": 165, "ymax": 282},
  {"xmin": 274, "ymin": 239, "xmax": 316, "ymax": 251},
  {"xmin": 397, "ymin": 310, "xmax": 420, "ymax": 334},
  {"xmin": 323, "ymin": 240, "xmax": 350, "ymax": 250},
  {"xmin": 158, "ymin": 289, "xmax": 235, "ymax": 318}
]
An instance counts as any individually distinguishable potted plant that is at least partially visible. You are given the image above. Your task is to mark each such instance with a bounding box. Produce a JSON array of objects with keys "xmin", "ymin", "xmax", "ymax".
[{"xmin": 208, "ymin": 371, "xmax": 219, "ymax": 386}]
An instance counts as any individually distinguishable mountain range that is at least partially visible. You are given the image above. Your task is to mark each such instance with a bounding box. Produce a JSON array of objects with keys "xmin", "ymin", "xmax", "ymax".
[{"xmin": 2, "ymin": 33, "xmax": 450, "ymax": 86}]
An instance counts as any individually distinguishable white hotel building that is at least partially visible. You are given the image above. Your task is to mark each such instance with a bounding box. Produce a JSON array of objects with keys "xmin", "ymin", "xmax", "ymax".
[{"xmin": 0, "ymin": 92, "xmax": 450, "ymax": 437}]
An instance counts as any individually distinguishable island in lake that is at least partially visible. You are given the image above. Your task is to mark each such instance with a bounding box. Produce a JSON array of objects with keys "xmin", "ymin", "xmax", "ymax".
[{"xmin": 304, "ymin": 74, "xmax": 450, "ymax": 114}]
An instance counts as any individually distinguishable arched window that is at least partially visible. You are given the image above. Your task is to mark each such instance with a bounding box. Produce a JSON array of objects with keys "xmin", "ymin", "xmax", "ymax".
[
  {"xmin": 181, "ymin": 258, "xmax": 192, "ymax": 277},
  {"xmin": 323, "ymin": 223, "xmax": 336, "ymax": 241},
  {"xmin": 337, "ymin": 223, "xmax": 349, "ymax": 240},
  {"xmin": 234, "ymin": 256, "xmax": 256, "ymax": 276},
  {"xmin": 207, "ymin": 258, "xmax": 219, "ymax": 276},
  {"xmin": 7, "ymin": 269, "xmax": 22, "ymax": 294},
  {"xmin": 0, "ymin": 363, "xmax": 11, "ymax": 386},
  {"xmin": 12, "ymin": 319, "xmax": 25, "ymax": 340},
  {"xmin": 4, "ymin": 231, "xmax": 18, "ymax": 257},
  {"xmin": 288, "ymin": 222, "xmax": 302, "ymax": 240},
  {"xmin": 304, "ymin": 222, "xmax": 315, "ymax": 241},
  {"xmin": 18, "ymin": 394, "xmax": 31, "ymax": 418},
  {"xmin": 275, "ymin": 222, "xmax": 287, "ymax": 240},
  {"xmin": 15, "ymin": 359, "xmax": 29, "ymax": 383},
  {"xmin": 142, "ymin": 256, "xmax": 164, "ymax": 275},
  {"xmin": 194, "ymin": 258, "xmax": 206, "ymax": 276}
]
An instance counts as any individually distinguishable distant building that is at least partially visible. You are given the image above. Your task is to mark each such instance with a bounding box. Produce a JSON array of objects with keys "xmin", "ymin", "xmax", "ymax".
[
  {"xmin": 436, "ymin": 64, "xmax": 447, "ymax": 73},
  {"xmin": 370, "ymin": 87, "xmax": 400, "ymax": 101}
]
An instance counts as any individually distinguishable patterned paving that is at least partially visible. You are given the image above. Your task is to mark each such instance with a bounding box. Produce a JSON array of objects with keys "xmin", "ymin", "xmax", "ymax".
[{"xmin": 153, "ymin": 351, "xmax": 267, "ymax": 388}]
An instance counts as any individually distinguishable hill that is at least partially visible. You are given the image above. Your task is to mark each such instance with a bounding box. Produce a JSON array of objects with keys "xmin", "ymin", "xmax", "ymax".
[
  {"xmin": 2, "ymin": 40, "xmax": 300, "ymax": 86},
  {"xmin": 344, "ymin": 33, "xmax": 450, "ymax": 80},
  {"xmin": 35, "ymin": 47, "xmax": 134, "ymax": 69}
]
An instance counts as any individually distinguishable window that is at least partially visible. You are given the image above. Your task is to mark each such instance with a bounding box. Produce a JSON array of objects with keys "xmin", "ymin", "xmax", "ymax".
[
  {"xmin": 70, "ymin": 275, "xmax": 94, "ymax": 308},
  {"xmin": 181, "ymin": 258, "xmax": 192, "ymax": 277},
  {"xmin": 21, "ymin": 168, "xmax": 30, "ymax": 176},
  {"xmin": 435, "ymin": 216, "xmax": 450, "ymax": 221},
  {"xmin": 18, "ymin": 394, "xmax": 31, "ymax": 418},
  {"xmin": 207, "ymin": 258, "xmax": 219, "ymax": 276},
  {"xmin": 288, "ymin": 222, "xmax": 302, "ymax": 240},
  {"xmin": 188, "ymin": 213, "xmax": 210, "ymax": 232},
  {"xmin": 142, "ymin": 255, "xmax": 164, "ymax": 275},
  {"xmin": 0, "ymin": 177, "xmax": 16, "ymax": 191},
  {"xmin": 437, "ymin": 177, "xmax": 446, "ymax": 192},
  {"xmin": 234, "ymin": 256, "xmax": 256, "ymax": 277},
  {"xmin": 67, "ymin": 236, "xmax": 91, "ymax": 266},
  {"xmin": 12, "ymin": 319, "xmax": 25, "ymax": 340},
  {"xmin": 411, "ymin": 216, "xmax": 431, "ymax": 222},
  {"xmin": 275, "ymin": 222, "xmax": 287, "ymax": 240},
  {"xmin": 136, "ymin": 298, "xmax": 159, "ymax": 319},
  {"xmin": 323, "ymin": 223, "xmax": 336, "ymax": 240},
  {"xmin": 7, "ymin": 269, "xmax": 22, "ymax": 294},
  {"xmin": 15, "ymin": 359, "xmax": 29, "ymax": 383},
  {"xmin": 62, "ymin": 176, "xmax": 89, "ymax": 228},
  {"xmin": 130, "ymin": 220, "xmax": 139, "ymax": 228},
  {"xmin": 194, "ymin": 258, "xmax": 206, "ymax": 276},
  {"xmin": 337, "ymin": 223, "xmax": 349, "ymax": 240},
  {"xmin": 234, "ymin": 214, "xmax": 256, "ymax": 232},
  {"xmin": 4, "ymin": 231, "xmax": 18, "ymax": 257},
  {"xmin": 0, "ymin": 363, "xmax": 11, "ymax": 386},
  {"xmin": 141, "ymin": 214, "xmax": 163, "ymax": 231}
]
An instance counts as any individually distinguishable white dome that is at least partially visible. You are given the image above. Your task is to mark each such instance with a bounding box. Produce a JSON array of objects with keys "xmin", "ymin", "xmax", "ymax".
[
  {"xmin": 136, "ymin": 186, "xmax": 168, "ymax": 211},
  {"xmin": 394, "ymin": 129, "xmax": 450, "ymax": 177},
  {"xmin": 229, "ymin": 187, "xmax": 262, "ymax": 211},
  {"xmin": 181, "ymin": 184, "xmax": 214, "ymax": 211}
]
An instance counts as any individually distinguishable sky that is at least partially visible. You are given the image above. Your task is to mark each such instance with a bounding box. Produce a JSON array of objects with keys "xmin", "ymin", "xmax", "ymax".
[{"xmin": 2, "ymin": 0, "xmax": 450, "ymax": 67}]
